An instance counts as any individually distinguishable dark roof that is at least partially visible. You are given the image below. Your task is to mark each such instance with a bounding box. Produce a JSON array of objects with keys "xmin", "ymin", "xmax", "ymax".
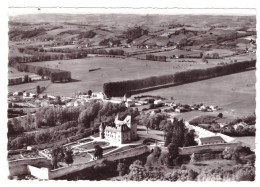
[
  {"xmin": 105, "ymin": 124, "xmax": 130, "ymax": 133},
  {"xmin": 200, "ymin": 136, "xmax": 225, "ymax": 144}
]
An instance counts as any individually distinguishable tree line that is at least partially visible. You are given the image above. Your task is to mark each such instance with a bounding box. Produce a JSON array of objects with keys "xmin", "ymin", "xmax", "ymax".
[
  {"xmin": 9, "ymin": 61, "xmax": 71, "ymax": 83},
  {"xmin": 103, "ymin": 60, "xmax": 256, "ymax": 97},
  {"xmin": 146, "ymin": 55, "xmax": 167, "ymax": 62}
]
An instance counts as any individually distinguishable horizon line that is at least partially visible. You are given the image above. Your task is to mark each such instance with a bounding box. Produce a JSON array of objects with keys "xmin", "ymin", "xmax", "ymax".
[{"xmin": 8, "ymin": 7, "xmax": 256, "ymax": 17}]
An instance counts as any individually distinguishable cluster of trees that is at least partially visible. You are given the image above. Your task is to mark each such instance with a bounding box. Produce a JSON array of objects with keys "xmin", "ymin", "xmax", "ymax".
[
  {"xmin": 221, "ymin": 125, "xmax": 255, "ymax": 136},
  {"xmin": 8, "ymin": 101, "xmax": 140, "ymax": 150},
  {"xmin": 124, "ymin": 156, "xmax": 255, "ymax": 181},
  {"xmin": 9, "ymin": 61, "xmax": 71, "ymax": 83},
  {"xmin": 139, "ymin": 113, "xmax": 168, "ymax": 132},
  {"xmin": 197, "ymin": 164, "xmax": 255, "ymax": 181},
  {"xmin": 125, "ymin": 26, "xmax": 149, "ymax": 40},
  {"xmin": 140, "ymin": 117, "xmax": 196, "ymax": 168},
  {"xmin": 103, "ymin": 60, "xmax": 256, "ymax": 97},
  {"xmin": 190, "ymin": 114, "xmax": 256, "ymax": 136},
  {"xmin": 51, "ymin": 146, "xmax": 74, "ymax": 169},
  {"xmin": 164, "ymin": 118, "xmax": 197, "ymax": 147},
  {"xmin": 108, "ymin": 49, "xmax": 125, "ymax": 56},
  {"xmin": 7, "ymin": 109, "xmax": 26, "ymax": 119},
  {"xmin": 125, "ymin": 158, "xmax": 197, "ymax": 181},
  {"xmin": 93, "ymin": 145, "xmax": 103, "ymax": 159},
  {"xmin": 216, "ymin": 31, "xmax": 256, "ymax": 44},
  {"xmin": 146, "ymin": 55, "xmax": 167, "ymax": 62},
  {"xmin": 8, "ymin": 121, "xmax": 90, "ymax": 150},
  {"xmin": 35, "ymin": 107, "xmax": 81, "ymax": 128},
  {"xmin": 230, "ymin": 114, "xmax": 256, "ymax": 126},
  {"xmin": 99, "ymin": 39, "xmax": 121, "ymax": 46},
  {"xmin": 9, "ymin": 27, "xmax": 46, "ymax": 40},
  {"xmin": 78, "ymin": 31, "xmax": 96, "ymax": 39},
  {"xmin": 51, "ymin": 146, "xmax": 65, "ymax": 169},
  {"xmin": 78, "ymin": 101, "xmax": 139, "ymax": 128},
  {"xmin": 57, "ymin": 30, "xmax": 86, "ymax": 36}
]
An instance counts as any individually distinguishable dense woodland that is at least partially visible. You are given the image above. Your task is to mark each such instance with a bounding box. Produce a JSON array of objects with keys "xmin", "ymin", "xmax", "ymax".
[{"xmin": 7, "ymin": 101, "xmax": 139, "ymax": 150}]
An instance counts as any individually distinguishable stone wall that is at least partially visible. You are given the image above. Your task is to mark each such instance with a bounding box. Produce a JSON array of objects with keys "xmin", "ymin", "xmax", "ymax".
[
  {"xmin": 8, "ymin": 157, "xmax": 51, "ymax": 177},
  {"xmin": 179, "ymin": 142, "xmax": 241, "ymax": 155},
  {"xmin": 49, "ymin": 145, "xmax": 150, "ymax": 179},
  {"xmin": 28, "ymin": 165, "xmax": 49, "ymax": 180}
]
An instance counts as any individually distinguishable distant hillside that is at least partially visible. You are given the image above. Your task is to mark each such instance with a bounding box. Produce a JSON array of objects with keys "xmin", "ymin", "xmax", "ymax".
[{"xmin": 9, "ymin": 14, "xmax": 256, "ymax": 28}]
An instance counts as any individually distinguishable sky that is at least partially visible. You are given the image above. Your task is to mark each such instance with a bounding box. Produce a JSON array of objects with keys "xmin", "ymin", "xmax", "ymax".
[{"xmin": 8, "ymin": 7, "xmax": 256, "ymax": 17}]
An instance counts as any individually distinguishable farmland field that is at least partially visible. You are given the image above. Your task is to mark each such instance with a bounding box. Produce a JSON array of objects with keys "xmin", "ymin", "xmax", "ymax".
[
  {"xmin": 135, "ymin": 70, "xmax": 256, "ymax": 118},
  {"xmin": 8, "ymin": 56, "xmax": 221, "ymax": 96}
]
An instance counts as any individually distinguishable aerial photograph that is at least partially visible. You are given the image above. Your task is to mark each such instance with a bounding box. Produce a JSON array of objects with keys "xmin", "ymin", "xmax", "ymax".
[{"xmin": 7, "ymin": 8, "xmax": 256, "ymax": 181}]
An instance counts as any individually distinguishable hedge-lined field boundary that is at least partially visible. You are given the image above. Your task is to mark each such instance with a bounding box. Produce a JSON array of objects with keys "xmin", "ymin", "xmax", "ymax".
[
  {"xmin": 9, "ymin": 61, "xmax": 71, "ymax": 83},
  {"xmin": 103, "ymin": 60, "xmax": 256, "ymax": 97}
]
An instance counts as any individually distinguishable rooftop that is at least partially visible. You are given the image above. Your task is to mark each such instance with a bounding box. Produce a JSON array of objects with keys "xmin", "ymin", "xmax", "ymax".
[{"xmin": 200, "ymin": 136, "xmax": 225, "ymax": 144}]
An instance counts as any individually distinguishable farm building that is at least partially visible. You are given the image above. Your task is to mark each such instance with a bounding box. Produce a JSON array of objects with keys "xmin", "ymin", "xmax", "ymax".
[
  {"xmin": 92, "ymin": 92, "xmax": 107, "ymax": 100},
  {"xmin": 154, "ymin": 100, "xmax": 163, "ymax": 105},
  {"xmin": 125, "ymin": 99, "xmax": 134, "ymax": 108},
  {"xmin": 198, "ymin": 136, "xmax": 226, "ymax": 145},
  {"xmin": 99, "ymin": 115, "xmax": 138, "ymax": 144},
  {"xmin": 233, "ymin": 122, "xmax": 248, "ymax": 130}
]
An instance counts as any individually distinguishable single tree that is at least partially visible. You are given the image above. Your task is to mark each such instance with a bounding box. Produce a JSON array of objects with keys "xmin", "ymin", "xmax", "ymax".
[
  {"xmin": 88, "ymin": 90, "xmax": 92, "ymax": 96},
  {"xmin": 64, "ymin": 149, "xmax": 74, "ymax": 166},
  {"xmin": 36, "ymin": 85, "xmax": 41, "ymax": 94},
  {"xmin": 117, "ymin": 162, "xmax": 127, "ymax": 176},
  {"xmin": 218, "ymin": 113, "xmax": 223, "ymax": 118},
  {"xmin": 94, "ymin": 145, "xmax": 103, "ymax": 159}
]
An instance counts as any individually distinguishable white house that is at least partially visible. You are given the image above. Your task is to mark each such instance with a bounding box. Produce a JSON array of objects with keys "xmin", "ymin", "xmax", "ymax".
[
  {"xmin": 154, "ymin": 100, "xmax": 163, "ymax": 105},
  {"xmin": 23, "ymin": 92, "xmax": 30, "ymax": 97},
  {"xmin": 198, "ymin": 105, "xmax": 206, "ymax": 111},
  {"xmin": 125, "ymin": 100, "xmax": 135, "ymax": 108},
  {"xmin": 209, "ymin": 105, "xmax": 218, "ymax": 111},
  {"xmin": 92, "ymin": 92, "xmax": 107, "ymax": 100},
  {"xmin": 233, "ymin": 122, "xmax": 248, "ymax": 130}
]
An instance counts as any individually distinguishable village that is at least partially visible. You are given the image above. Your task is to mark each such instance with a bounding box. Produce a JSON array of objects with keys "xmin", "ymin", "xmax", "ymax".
[{"xmin": 7, "ymin": 88, "xmax": 256, "ymax": 180}]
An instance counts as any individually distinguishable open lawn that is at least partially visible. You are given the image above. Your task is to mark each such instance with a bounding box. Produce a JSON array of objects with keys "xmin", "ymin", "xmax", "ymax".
[
  {"xmin": 231, "ymin": 136, "xmax": 256, "ymax": 150},
  {"xmin": 9, "ymin": 56, "xmax": 220, "ymax": 96},
  {"xmin": 134, "ymin": 70, "xmax": 256, "ymax": 118}
]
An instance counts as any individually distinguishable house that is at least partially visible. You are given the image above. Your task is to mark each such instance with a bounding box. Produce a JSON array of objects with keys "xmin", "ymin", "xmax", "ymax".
[
  {"xmin": 218, "ymin": 123, "xmax": 227, "ymax": 128},
  {"xmin": 91, "ymin": 92, "xmax": 107, "ymax": 100},
  {"xmin": 175, "ymin": 107, "xmax": 189, "ymax": 113},
  {"xmin": 23, "ymin": 92, "xmax": 30, "ymax": 97},
  {"xmin": 107, "ymin": 99, "xmax": 123, "ymax": 104},
  {"xmin": 13, "ymin": 92, "xmax": 23, "ymax": 96},
  {"xmin": 99, "ymin": 115, "xmax": 138, "ymax": 144},
  {"xmin": 233, "ymin": 122, "xmax": 248, "ymax": 130},
  {"xmin": 137, "ymin": 100, "xmax": 148, "ymax": 105},
  {"xmin": 198, "ymin": 136, "xmax": 226, "ymax": 145},
  {"xmin": 198, "ymin": 105, "xmax": 206, "ymax": 111},
  {"xmin": 209, "ymin": 105, "xmax": 218, "ymax": 111},
  {"xmin": 125, "ymin": 99, "xmax": 134, "ymax": 108},
  {"xmin": 73, "ymin": 100, "xmax": 86, "ymax": 107},
  {"xmin": 154, "ymin": 100, "xmax": 163, "ymax": 105},
  {"xmin": 47, "ymin": 95, "xmax": 56, "ymax": 100},
  {"xmin": 29, "ymin": 93, "xmax": 37, "ymax": 98}
]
